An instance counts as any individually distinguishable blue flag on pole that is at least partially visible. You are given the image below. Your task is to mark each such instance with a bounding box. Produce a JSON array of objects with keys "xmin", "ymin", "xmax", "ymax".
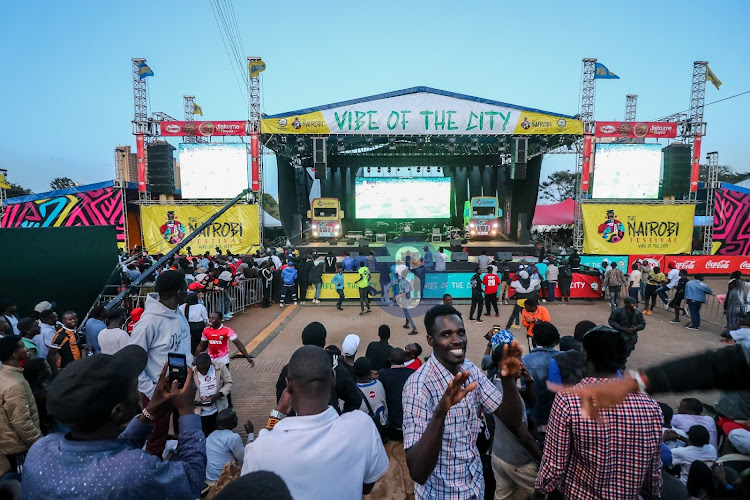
[
  {"xmin": 594, "ymin": 62, "xmax": 619, "ymax": 80},
  {"xmin": 138, "ymin": 62, "xmax": 154, "ymax": 79}
]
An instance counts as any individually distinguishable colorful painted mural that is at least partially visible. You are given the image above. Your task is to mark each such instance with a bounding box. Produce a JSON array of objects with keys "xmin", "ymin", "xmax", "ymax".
[
  {"xmin": 1, "ymin": 187, "xmax": 125, "ymax": 244},
  {"xmin": 713, "ymin": 186, "xmax": 750, "ymax": 256}
]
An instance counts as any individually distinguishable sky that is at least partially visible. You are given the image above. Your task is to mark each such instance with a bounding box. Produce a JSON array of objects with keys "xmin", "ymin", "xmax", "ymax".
[{"xmin": 2, "ymin": 0, "xmax": 749, "ymax": 199}]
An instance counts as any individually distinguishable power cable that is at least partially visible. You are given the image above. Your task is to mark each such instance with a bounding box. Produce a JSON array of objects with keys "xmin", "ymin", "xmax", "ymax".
[
  {"xmin": 209, "ymin": 0, "xmax": 248, "ymax": 108},
  {"xmin": 649, "ymin": 89, "xmax": 750, "ymax": 121}
]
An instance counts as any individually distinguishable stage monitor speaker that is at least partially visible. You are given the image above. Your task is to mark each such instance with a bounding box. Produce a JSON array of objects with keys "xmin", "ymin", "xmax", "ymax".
[
  {"xmin": 451, "ymin": 252, "xmax": 468, "ymax": 262},
  {"xmin": 511, "ymin": 137, "xmax": 528, "ymax": 180},
  {"xmin": 662, "ymin": 144, "xmax": 691, "ymax": 196},
  {"xmin": 147, "ymin": 141, "xmax": 176, "ymax": 194},
  {"xmin": 359, "ymin": 239, "xmax": 370, "ymax": 247},
  {"xmin": 328, "ymin": 239, "xmax": 338, "ymax": 246},
  {"xmin": 450, "ymin": 238, "xmax": 462, "ymax": 246},
  {"xmin": 375, "ymin": 233, "xmax": 387, "ymax": 243},
  {"xmin": 313, "ymin": 137, "xmax": 327, "ymax": 179},
  {"xmin": 496, "ymin": 252, "xmax": 513, "ymax": 262}
]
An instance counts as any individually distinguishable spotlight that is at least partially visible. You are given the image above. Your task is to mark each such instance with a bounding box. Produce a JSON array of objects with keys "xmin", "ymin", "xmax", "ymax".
[
  {"xmin": 387, "ymin": 167, "xmax": 392, "ymax": 173},
  {"xmin": 388, "ymin": 137, "xmax": 396, "ymax": 151},
  {"xmin": 470, "ymin": 137, "xmax": 479, "ymax": 152},
  {"xmin": 337, "ymin": 137, "xmax": 345, "ymax": 152},
  {"xmin": 417, "ymin": 167, "xmax": 421, "ymax": 173},
  {"xmin": 366, "ymin": 137, "xmax": 374, "ymax": 146},
  {"xmin": 447, "ymin": 136, "xmax": 456, "ymax": 152},
  {"xmin": 417, "ymin": 137, "xmax": 425, "ymax": 150},
  {"xmin": 296, "ymin": 137, "xmax": 305, "ymax": 152},
  {"xmin": 377, "ymin": 167, "xmax": 381, "ymax": 173},
  {"xmin": 426, "ymin": 167, "xmax": 431, "ymax": 173},
  {"xmin": 280, "ymin": 135, "xmax": 287, "ymax": 144},
  {"xmin": 367, "ymin": 167, "xmax": 371, "ymax": 174}
]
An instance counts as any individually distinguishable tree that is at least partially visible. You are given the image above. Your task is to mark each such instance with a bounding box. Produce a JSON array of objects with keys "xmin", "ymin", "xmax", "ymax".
[
  {"xmin": 49, "ymin": 177, "xmax": 76, "ymax": 190},
  {"xmin": 698, "ymin": 164, "xmax": 750, "ymax": 185},
  {"xmin": 538, "ymin": 170, "xmax": 577, "ymax": 202},
  {"xmin": 5, "ymin": 183, "xmax": 32, "ymax": 199},
  {"xmin": 261, "ymin": 193, "xmax": 280, "ymax": 220}
]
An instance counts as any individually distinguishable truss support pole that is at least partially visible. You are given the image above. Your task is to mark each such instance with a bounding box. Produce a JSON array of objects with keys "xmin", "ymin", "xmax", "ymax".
[
  {"xmin": 686, "ymin": 62, "xmax": 708, "ymax": 201},
  {"xmin": 573, "ymin": 58, "xmax": 596, "ymax": 252},
  {"xmin": 625, "ymin": 94, "xmax": 637, "ymax": 122},
  {"xmin": 183, "ymin": 95, "xmax": 197, "ymax": 144},
  {"xmin": 702, "ymin": 151, "xmax": 719, "ymax": 255},
  {"xmin": 248, "ymin": 57, "xmax": 264, "ymax": 248}
]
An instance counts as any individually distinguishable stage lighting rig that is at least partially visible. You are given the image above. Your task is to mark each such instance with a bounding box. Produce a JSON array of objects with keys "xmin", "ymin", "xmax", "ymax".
[
  {"xmin": 297, "ymin": 137, "xmax": 305, "ymax": 152},
  {"xmin": 470, "ymin": 137, "xmax": 479, "ymax": 152},
  {"xmin": 447, "ymin": 137, "xmax": 457, "ymax": 152},
  {"xmin": 337, "ymin": 137, "xmax": 345, "ymax": 152},
  {"xmin": 388, "ymin": 137, "xmax": 396, "ymax": 151}
]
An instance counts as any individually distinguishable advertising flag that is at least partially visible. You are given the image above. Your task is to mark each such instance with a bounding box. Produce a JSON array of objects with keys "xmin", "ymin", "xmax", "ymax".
[
  {"xmin": 193, "ymin": 103, "xmax": 203, "ymax": 116},
  {"xmin": 138, "ymin": 62, "xmax": 154, "ymax": 79},
  {"xmin": 0, "ymin": 172, "xmax": 10, "ymax": 190},
  {"xmin": 594, "ymin": 63, "xmax": 619, "ymax": 80},
  {"xmin": 249, "ymin": 59, "xmax": 266, "ymax": 78},
  {"xmin": 582, "ymin": 204, "xmax": 695, "ymax": 255},
  {"xmin": 705, "ymin": 65, "xmax": 722, "ymax": 90}
]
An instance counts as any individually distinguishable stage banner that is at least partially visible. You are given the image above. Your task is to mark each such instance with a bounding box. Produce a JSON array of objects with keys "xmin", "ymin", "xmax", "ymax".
[
  {"xmin": 582, "ymin": 204, "xmax": 695, "ymax": 255},
  {"xmin": 309, "ymin": 274, "xmax": 382, "ymax": 299},
  {"xmin": 580, "ymin": 255, "xmax": 628, "ymax": 272},
  {"xmin": 160, "ymin": 121, "xmax": 246, "ymax": 137},
  {"xmin": 671, "ymin": 255, "xmax": 750, "ymax": 275},
  {"xmin": 261, "ymin": 91, "xmax": 582, "ymax": 136},
  {"xmin": 594, "ymin": 121, "xmax": 678, "ymax": 139},
  {"xmin": 140, "ymin": 204, "xmax": 259, "ymax": 255},
  {"xmin": 423, "ymin": 273, "xmax": 474, "ymax": 299},
  {"xmin": 713, "ymin": 186, "xmax": 750, "ymax": 256}
]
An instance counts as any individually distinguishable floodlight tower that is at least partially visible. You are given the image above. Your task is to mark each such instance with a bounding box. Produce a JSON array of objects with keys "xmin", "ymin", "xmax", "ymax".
[
  {"xmin": 572, "ymin": 58, "xmax": 597, "ymax": 251},
  {"xmin": 625, "ymin": 94, "xmax": 637, "ymax": 121}
]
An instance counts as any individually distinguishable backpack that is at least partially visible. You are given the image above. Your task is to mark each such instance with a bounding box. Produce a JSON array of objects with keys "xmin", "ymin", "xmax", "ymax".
[{"xmin": 562, "ymin": 265, "xmax": 573, "ymax": 279}]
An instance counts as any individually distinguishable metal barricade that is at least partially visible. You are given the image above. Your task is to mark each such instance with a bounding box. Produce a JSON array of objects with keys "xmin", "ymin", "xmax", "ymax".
[{"xmin": 651, "ymin": 288, "xmax": 728, "ymax": 329}]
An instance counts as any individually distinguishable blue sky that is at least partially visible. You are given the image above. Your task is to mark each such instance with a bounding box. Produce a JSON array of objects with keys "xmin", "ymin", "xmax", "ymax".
[{"xmin": 2, "ymin": 0, "xmax": 748, "ymax": 199}]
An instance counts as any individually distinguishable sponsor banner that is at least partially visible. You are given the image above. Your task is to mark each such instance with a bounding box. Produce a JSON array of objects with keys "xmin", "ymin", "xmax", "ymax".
[
  {"xmin": 306, "ymin": 274, "xmax": 382, "ymax": 299},
  {"xmin": 261, "ymin": 92, "xmax": 582, "ymax": 136},
  {"xmin": 411, "ymin": 272, "xmax": 602, "ymax": 299},
  {"xmin": 250, "ymin": 133, "xmax": 260, "ymax": 191},
  {"xmin": 690, "ymin": 135, "xmax": 702, "ymax": 192},
  {"xmin": 580, "ymin": 255, "xmax": 628, "ymax": 272},
  {"xmin": 160, "ymin": 121, "xmax": 247, "ymax": 137},
  {"xmin": 141, "ymin": 204, "xmax": 259, "ymax": 255},
  {"xmin": 581, "ymin": 134, "xmax": 593, "ymax": 192},
  {"xmin": 628, "ymin": 254, "xmax": 665, "ymax": 270},
  {"xmin": 594, "ymin": 121, "xmax": 678, "ymax": 139},
  {"xmin": 582, "ymin": 204, "xmax": 695, "ymax": 255},
  {"xmin": 670, "ymin": 255, "xmax": 750, "ymax": 275}
]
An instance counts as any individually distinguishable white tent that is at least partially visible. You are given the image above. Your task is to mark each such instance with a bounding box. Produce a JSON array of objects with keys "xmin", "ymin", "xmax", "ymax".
[{"xmin": 263, "ymin": 212, "xmax": 282, "ymax": 227}]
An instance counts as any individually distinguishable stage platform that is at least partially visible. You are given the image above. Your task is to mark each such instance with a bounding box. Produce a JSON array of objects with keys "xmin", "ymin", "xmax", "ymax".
[{"xmin": 296, "ymin": 239, "xmax": 535, "ymax": 257}]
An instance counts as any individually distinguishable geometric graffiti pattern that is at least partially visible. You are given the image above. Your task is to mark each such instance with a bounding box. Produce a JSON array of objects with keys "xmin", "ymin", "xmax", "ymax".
[
  {"xmin": 0, "ymin": 188, "xmax": 125, "ymax": 242},
  {"xmin": 713, "ymin": 187, "xmax": 750, "ymax": 256}
]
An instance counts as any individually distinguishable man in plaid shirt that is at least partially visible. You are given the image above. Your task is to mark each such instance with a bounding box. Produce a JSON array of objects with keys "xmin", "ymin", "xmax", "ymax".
[
  {"xmin": 534, "ymin": 326, "xmax": 663, "ymax": 499},
  {"xmin": 403, "ymin": 304, "xmax": 528, "ymax": 500}
]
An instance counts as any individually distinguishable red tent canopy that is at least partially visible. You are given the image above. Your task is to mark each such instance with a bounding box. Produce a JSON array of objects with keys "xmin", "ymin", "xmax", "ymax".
[{"xmin": 533, "ymin": 198, "xmax": 576, "ymax": 226}]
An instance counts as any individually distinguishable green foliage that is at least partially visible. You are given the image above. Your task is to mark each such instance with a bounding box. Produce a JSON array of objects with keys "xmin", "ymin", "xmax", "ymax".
[{"xmin": 539, "ymin": 170, "xmax": 577, "ymax": 202}]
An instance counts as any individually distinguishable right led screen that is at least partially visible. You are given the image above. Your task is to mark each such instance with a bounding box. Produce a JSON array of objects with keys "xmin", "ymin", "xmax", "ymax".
[{"xmin": 591, "ymin": 143, "xmax": 662, "ymax": 199}]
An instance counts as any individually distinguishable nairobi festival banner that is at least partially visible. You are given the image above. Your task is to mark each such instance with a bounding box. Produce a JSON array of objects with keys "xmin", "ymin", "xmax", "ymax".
[
  {"xmin": 261, "ymin": 91, "xmax": 583, "ymax": 136},
  {"xmin": 140, "ymin": 204, "xmax": 259, "ymax": 255},
  {"xmin": 712, "ymin": 186, "xmax": 750, "ymax": 256},
  {"xmin": 0, "ymin": 187, "xmax": 125, "ymax": 246},
  {"xmin": 582, "ymin": 204, "xmax": 695, "ymax": 255}
]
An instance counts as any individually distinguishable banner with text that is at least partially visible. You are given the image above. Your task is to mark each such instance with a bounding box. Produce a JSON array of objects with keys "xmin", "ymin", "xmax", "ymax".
[
  {"xmin": 582, "ymin": 204, "xmax": 695, "ymax": 255},
  {"xmin": 594, "ymin": 121, "xmax": 678, "ymax": 139},
  {"xmin": 261, "ymin": 92, "xmax": 582, "ymax": 136},
  {"xmin": 670, "ymin": 255, "xmax": 750, "ymax": 275},
  {"xmin": 140, "ymin": 204, "xmax": 259, "ymax": 255},
  {"xmin": 160, "ymin": 121, "xmax": 246, "ymax": 137}
]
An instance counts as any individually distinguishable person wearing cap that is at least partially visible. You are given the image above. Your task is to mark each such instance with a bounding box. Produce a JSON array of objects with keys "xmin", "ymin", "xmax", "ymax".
[
  {"xmin": 98, "ymin": 308, "xmax": 130, "ymax": 355},
  {"xmin": 280, "ymin": 260, "xmax": 298, "ymax": 308},
  {"xmin": 33, "ymin": 309, "xmax": 58, "ymax": 359},
  {"xmin": 340, "ymin": 334, "xmax": 360, "ymax": 377},
  {"xmin": 0, "ymin": 335, "xmax": 42, "ymax": 476},
  {"xmin": 126, "ymin": 306, "xmax": 144, "ymax": 334},
  {"xmin": 534, "ymin": 326, "xmax": 662, "ymax": 499},
  {"xmin": 129, "ymin": 270, "xmax": 192, "ymax": 457},
  {"xmin": 195, "ymin": 312, "xmax": 254, "ymax": 367},
  {"xmin": 21, "ymin": 346, "xmax": 207, "ymax": 499}
]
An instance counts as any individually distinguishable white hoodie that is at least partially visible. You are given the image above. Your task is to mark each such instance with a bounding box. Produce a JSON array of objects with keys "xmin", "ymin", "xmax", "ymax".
[{"xmin": 129, "ymin": 293, "xmax": 192, "ymax": 398}]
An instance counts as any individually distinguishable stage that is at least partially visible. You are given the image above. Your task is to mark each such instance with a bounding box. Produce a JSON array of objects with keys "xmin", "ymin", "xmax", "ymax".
[{"xmin": 295, "ymin": 239, "xmax": 535, "ymax": 258}]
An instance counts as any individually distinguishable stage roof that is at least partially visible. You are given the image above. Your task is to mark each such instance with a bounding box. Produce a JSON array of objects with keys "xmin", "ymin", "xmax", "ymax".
[
  {"xmin": 532, "ymin": 198, "xmax": 576, "ymax": 226},
  {"xmin": 261, "ymin": 86, "xmax": 582, "ymax": 136}
]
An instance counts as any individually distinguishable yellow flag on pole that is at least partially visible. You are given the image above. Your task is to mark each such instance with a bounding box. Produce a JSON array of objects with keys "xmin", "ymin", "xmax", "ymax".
[
  {"xmin": 706, "ymin": 65, "xmax": 722, "ymax": 90},
  {"xmin": 0, "ymin": 172, "xmax": 10, "ymax": 190},
  {"xmin": 193, "ymin": 103, "xmax": 203, "ymax": 116}
]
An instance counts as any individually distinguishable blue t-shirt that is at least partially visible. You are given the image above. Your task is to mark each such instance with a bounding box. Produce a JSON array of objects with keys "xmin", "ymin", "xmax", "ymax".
[{"xmin": 342, "ymin": 256, "xmax": 355, "ymax": 271}]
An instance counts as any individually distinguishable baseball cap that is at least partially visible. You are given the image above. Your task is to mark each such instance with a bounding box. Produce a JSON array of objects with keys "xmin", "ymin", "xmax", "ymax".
[
  {"xmin": 188, "ymin": 282, "xmax": 205, "ymax": 291},
  {"xmin": 47, "ymin": 345, "xmax": 148, "ymax": 428},
  {"xmin": 519, "ymin": 270, "xmax": 529, "ymax": 280},
  {"xmin": 34, "ymin": 301, "xmax": 56, "ymax": 314},
  {"xmin": 342, "ymin": 334, "xmax": 360, "ymax": 357}
]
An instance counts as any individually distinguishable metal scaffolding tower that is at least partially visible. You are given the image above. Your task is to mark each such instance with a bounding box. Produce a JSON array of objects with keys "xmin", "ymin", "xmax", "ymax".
[
  {"xmin": 573, "ymin": 58, "xmax": 597, "ymax": 251},
  {"xmin": 625, "ymin": 94, "xmax": 637, "ymax": 121},
  {"xmin": 0, "ymin": 169, "xmax": 8, "ymax": 219},
  {"xmin": 703, "ymin": 151, "xmax": 719, "ymax": 255},
  {"xmin": 686, "ymin": 62, "xmax": 708, "ymax": 202},
  {"xmin": 248, "ymin": 57, "xmax": 264, "ymax": 245},
  {"xmin": 182, "ymin": 95, "xmax": 205, "ymax": 143},
  {"xmin": 132, "ymin": 58, "xmax": 158, "ymax": 201}
]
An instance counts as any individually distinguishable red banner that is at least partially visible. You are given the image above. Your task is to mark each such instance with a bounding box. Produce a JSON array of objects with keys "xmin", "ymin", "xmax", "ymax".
[
  {"xmin": 690, "ymin": 135, "xmax": 702, "ymax": 192},
  {"xmin": 628, "ymin": 255, "xmax": 665, "ymax": 270},
  {"xmin": 581, "ymin": 134, "xmax": 593, "ymax": 192},
  {"xmin": 136, "ymin": 134, "xmax": 146, "ymax": 193},
  {"xmin": 670, "ymin": 255, "xmax": 750, "ymax": 274},
  {"xmin": 507, "ymin": 273, "xmax": 602, "ymax": 299},
  {"xmin": 250, "ymin": 133, "xmax": 260, "ymax": 192},
  {"xmin": 160, "ymin": 121, "xmax": 247, "ymax": 137},
  {"xmin": 594, "ymin": 121, "xmax": 678, "ymax": 139}
]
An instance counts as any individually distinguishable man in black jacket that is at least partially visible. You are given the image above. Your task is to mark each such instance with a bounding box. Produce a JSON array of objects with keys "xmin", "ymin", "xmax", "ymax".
[
  {"xmin": 308, "ymin": 258, "xmax": 324, "ymax": 304},
  {"xmin": 296, "ymin": 254, "xmax": 312, "ymax": 303},
  {"xmin": 568, "ymin": 249, "xmax": 581, "ymax": 271},
  {"xmin": 275, "ymin": 322, "xmax": 362, "ymax": 413},
  {"xmin": 469, "ymin": 268, "xmax": 484, "ymax": 323},
  {"xmin": 608, "ymin": 297, "xmax": 646, "ymax": 366}
]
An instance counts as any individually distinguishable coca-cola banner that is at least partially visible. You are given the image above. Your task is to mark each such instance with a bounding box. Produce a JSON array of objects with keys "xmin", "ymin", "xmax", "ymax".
[
  {"xmin": 160, "ymin": 121, "xmax": 247, "ymax": 137},
  {"xmin": 628, "ymin": 255, "xmax": 665, "ymax": 270},
  {"xmin": 594, "ymin": 121, "xmax": 678, "ymax": 139},
  {"xmin": 670, "ymin": 255, "xmax": 750, "ymax": 274}
]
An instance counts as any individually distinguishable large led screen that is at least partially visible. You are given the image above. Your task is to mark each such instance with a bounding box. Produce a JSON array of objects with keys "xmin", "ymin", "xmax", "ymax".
[
  {"xmin": 355, "ymin": 177, "xmax": 451, "ymax": 218},
  {"xmin": 591, "ymin": 143, "xmax": 662, "ymax": 199},
  {"xmin": 179, "ymin": 143, "xmax": 248, "ymax": 199}
]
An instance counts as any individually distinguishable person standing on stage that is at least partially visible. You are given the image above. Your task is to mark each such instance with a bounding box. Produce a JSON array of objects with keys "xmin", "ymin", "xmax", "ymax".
[
  {"xmin": 483, "ymin": 266, "xmax": 501, "ymax": 318},
  {"xmin": 355, "ymin": 261, "xmax": 372, "ymax": 315},
  {"xmin": 469, "ymin": 268, "xmax": 484, "ymax": 323}
]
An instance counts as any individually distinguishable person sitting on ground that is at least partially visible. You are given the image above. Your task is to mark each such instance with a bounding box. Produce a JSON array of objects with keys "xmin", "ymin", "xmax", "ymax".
[
  {"xmin": 83, "ymin": 305, "xmax": 107, "ymax": 355},
  {"xmin": 377, "ymin": 348, "xmax": 414, "ymax": 441},
  {"xmin": 242, "ymin": 345, "xmax": 389, "ymax": 499},
  {"xmin": 48, "ymin": 311, "xmax": 84, "ymax": 371},
  {"xmin": 17, "ymin": 317, "xmax": 41, "ymax": 359},
  {"xmin": 340, "ymin": 334, "xmax": 360, "ymax": 377},
  {"xmin": 659, "ymin": 402, "xmax": 687, "ymax": 450},
  {"xmin": 275, "ymin": 322, "xmax": 362, "ymax": 413},
  {"xmin": 193, "ymin": 350, "xmax": 233, "ymax": 434},
  {"xmin": 404, "ymin": 342, "xmax": 423, "ymax": 371},
  {"xmin": 521, "ymin": 321, "xmax": 560, "ymax": 429},
  {"xmin": 22, "ymin": 346, "xmax": 206, "ymax": 499},
  {"xmin": 195, "ymin": 312, "xmax": 254, "ymax": 367},
  {"xmin": 608, "ymin": 296, "xmax": 646, "ymax": 366},
  {"xmin": 668, "ymin": 425, "xmax": 718, "ymax": 485},
  {"xmin": 671, "ymin": 397, "xmax": 719, "ymax": 449},
  {"xmin": 365, "ymin": 325, "xmax": 393, "ymax": 372},
  {"xmin": 98, "ymin": 308, "xmax": 130, "ymax": 355},
  {"xmin": 205, "ymin": 409, "xmax": 252, "ymax": 486},
  {"xmin": 354, "ymin": 357, "xmax": 388, "ymax": 429},
  {"xmin": 520, "ymin": 298, "xmax": 551, "ymax": 341}
]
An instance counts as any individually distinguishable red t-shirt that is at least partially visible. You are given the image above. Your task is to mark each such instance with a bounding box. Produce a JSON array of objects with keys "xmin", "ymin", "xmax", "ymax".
[
  {"xmin": 201, "ymin": 325, "xmax": 238, "ymax": 364},
  {"xmin": 482, "ymin": 273, "xmax": 500, "ymax": 294},
  {"xmin": 405, "ymin": 357, "xmax": 423, "ymax": 371}
]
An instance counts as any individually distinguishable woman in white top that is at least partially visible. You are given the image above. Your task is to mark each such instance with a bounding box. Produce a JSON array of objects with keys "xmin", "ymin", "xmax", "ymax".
[
  {"xmin": 180, "ymin": 292, "xmax": 209, "ymax": 353},
  {"xmin": 98, "ymin": 309, "xmax": 131, "ymax": 355}
]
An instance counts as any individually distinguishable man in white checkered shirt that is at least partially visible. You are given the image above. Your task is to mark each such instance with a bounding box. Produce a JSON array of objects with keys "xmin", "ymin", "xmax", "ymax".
[{"xmin": 403, "ymin": 304, "xmax": 528, "ymax": 499}]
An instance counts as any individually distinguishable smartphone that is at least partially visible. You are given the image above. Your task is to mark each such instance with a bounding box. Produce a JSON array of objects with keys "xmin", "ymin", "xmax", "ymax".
[{"xmin": 167, "ymin": 353, "xmax": 188, "ymax": 389}]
